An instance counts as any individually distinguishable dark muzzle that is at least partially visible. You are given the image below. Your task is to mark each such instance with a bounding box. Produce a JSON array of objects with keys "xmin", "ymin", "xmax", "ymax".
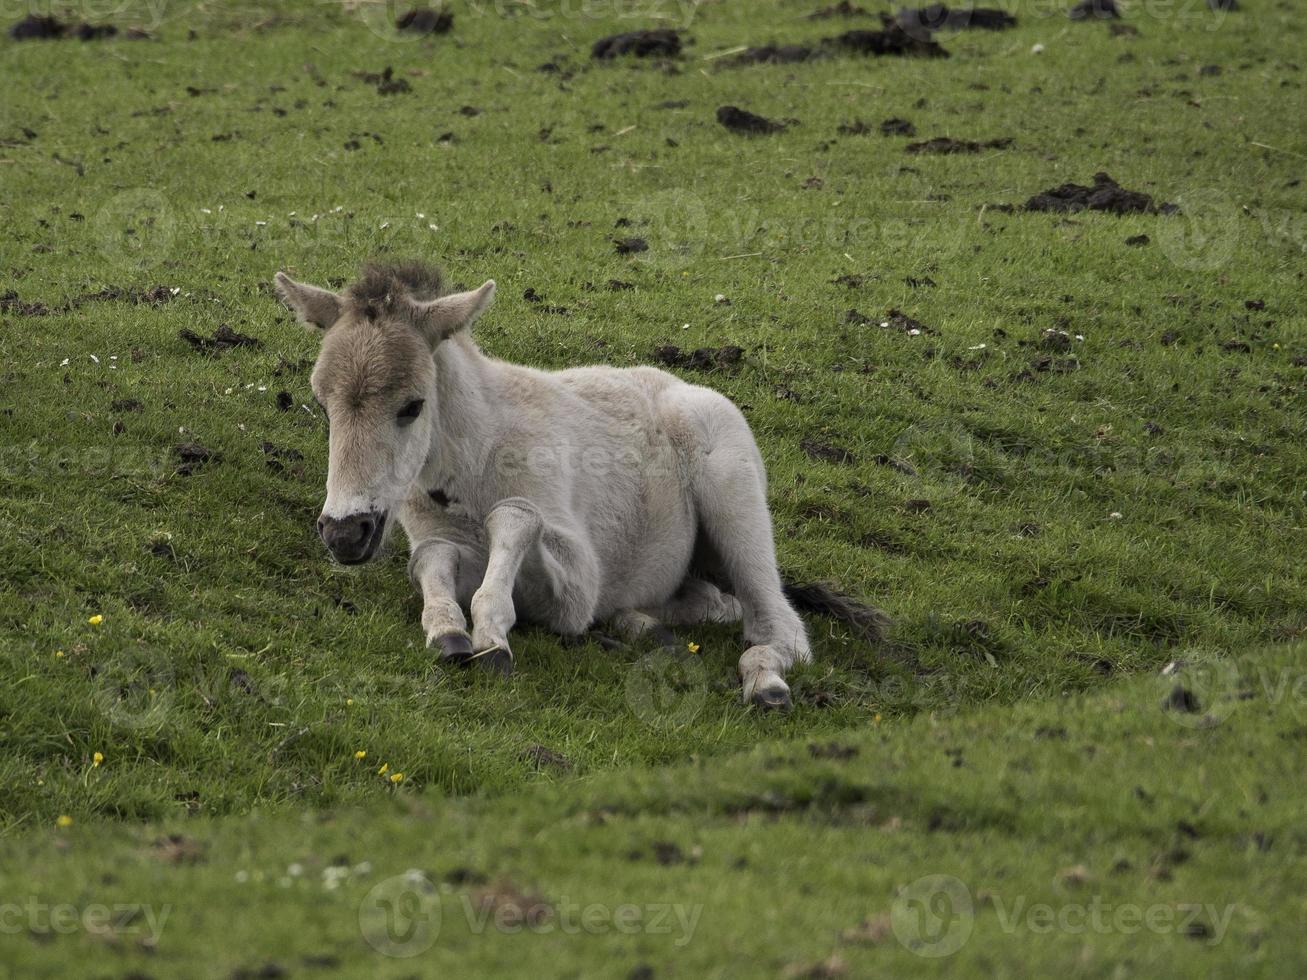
[{"xmin": 318, "ymin": 511, "xmax": 386, "ymax": 565}]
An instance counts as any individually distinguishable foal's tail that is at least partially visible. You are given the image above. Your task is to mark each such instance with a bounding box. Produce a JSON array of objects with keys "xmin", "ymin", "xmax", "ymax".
[{"xmin": 782, "ymin": 576, "xmax": 892, "ymax": 644}]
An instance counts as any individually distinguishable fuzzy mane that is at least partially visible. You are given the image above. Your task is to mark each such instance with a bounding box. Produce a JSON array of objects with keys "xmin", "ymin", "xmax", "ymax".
[{"xmin": 346, "ymin": 260, "xmax": 446, "ymax": 316}]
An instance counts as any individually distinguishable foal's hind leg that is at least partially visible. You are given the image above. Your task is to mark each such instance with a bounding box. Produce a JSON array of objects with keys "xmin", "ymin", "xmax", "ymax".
[
  {"xmin": 652, "ymin": 579, "xmax": 744, "ymax": 627},
  {"xmin": 680, "ymin": 396, "xmax": 810, "ymax": 709}
]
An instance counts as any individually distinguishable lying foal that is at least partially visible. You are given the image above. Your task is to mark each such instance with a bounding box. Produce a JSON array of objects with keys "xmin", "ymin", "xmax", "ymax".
[{"xmin": 275, "ymin": 261, "xmax": 887, "ymax": 709}]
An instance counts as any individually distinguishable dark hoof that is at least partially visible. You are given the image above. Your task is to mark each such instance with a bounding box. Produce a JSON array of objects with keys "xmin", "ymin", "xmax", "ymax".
[
  {"xmin": 649, "ymin": 625, "xmax": 680, "ymax": 650},
  {"xmin": 470, "ymin": 645, "xmax": 513, "ymax": 677},
  {"xmin": 435, "ymin": 632, "xmax": 475, "ymax": 666},
  {"xmin": 750, "ymin": 686, "xmax": 793, "ymax": 712}
]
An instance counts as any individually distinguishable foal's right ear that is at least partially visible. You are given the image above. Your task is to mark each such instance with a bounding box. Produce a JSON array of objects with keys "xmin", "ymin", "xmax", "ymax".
[{"xmin": 274, "ymin": 272, "xmax": 343, "ymax": 331}]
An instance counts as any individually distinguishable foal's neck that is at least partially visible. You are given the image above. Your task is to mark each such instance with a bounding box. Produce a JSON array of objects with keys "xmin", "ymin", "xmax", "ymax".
[{"xmin": 425, "ymin": 334, "xmax": 497, "ymax": 491}]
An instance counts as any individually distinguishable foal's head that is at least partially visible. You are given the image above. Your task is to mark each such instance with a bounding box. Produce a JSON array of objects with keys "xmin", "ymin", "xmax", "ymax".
[{"xmin": 274, "ymin": 261, "xmax": 495, "ymax": 564}]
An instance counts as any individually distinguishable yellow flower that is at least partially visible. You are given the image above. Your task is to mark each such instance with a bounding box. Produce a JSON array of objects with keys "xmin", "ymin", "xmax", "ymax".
[
  {"xmin": 354, "ymin": 750, "xmax": 366, "ymax": 760},
  {"xmin": 874, "ymin": 713, "xmax": 882, "ymax": 723},
  {"xmin": 92, "ymin": 752, "xmax": 104, "ymax": 767},
  {"xmin": 687, "ymin": 642, "xmax": 701, "ymax": 654},
  {"xmin": 88, "ymin": 615, "xmax": 104, "ymax": 626},
  {"xmin": 55, "ymin": 650, "xmax": 65, "ymax": 658},
  {"xmin": 389, "ymin": 772, "xmax": 405, "ymax": 783},
  {"xmin": 377, "ymin": 762, "xmax": 389, "ymax": 776},
  {"xmin": 56, "ymin": 815, "xmax": 73, "ymax": 828},
  {"xmin": 346, "ymin": 698, "xmax": 354, "ymax": 706}
]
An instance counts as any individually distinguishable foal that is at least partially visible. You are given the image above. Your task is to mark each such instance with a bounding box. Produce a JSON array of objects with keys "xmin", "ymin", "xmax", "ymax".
[{"xmin": 275, "ymin": 261, "xmax": 886, "ymax": 709}]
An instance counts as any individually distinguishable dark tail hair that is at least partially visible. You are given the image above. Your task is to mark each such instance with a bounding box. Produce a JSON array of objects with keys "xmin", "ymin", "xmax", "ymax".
[{"xmin": 782, "ymin": 576, "xmax": 892, "ymax": 644}]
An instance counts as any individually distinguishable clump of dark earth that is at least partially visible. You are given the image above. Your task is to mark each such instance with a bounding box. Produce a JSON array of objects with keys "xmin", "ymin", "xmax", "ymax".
[
  {"xmin": 728, "ymin": 44, "xmax": 820, "ymax": 66},
  {"xmin": 79, "ymin": 284, "xmax": 174, "ymax": 305},
  {"xmin": 592, "ymin": 29, "xmax": 681, "ymax": 59},
  {"xmin": 836, "ymin": 119, "xmax": 872, "ymax": 135},
  {"xmin": 716, "ymin": 105, "xmax": 786, "ymax": 134},
  {"xmin": 0, "ymin": 290, "xmax": 50, "ymax": 316},
  {"xmin": 848, "ymin": 308, "xmax": 938, "ymax": 335},
  {"xmin": 179, "ymin": 324, "xmax": 261, "ymax": 352},
  {"xmin": 833, "ymin": 24, "xmax": 949, "ymax": 57},
  {"xmin": 1162, "ymin": 684, "xmax": 1201, "ymax": 714},
  {"xmin": 174, "ymin": 442, "xmax": 219, "ymax": 476},
  {"xmin": 801, "ymin": 439, "xmax": 857, "ymax": 465},
  {"xmin": 881, "ymin": 117, "xmax": 916, "ymax": 136},
  {"xmin": 396, "ymin": 8, "xmax": 453, "ymax": 34},
  {"xmin": 1023, "ymin": 172, "xmax": 1173, "ymax": 215},
  {"xmin": 9, "ymin": 14, "xmax": 136, "ymax": 40},
  {"xmin": 520, "ymin": 744, "xmax": 572, "ymax": 771},
  {"xmin": 654, "ymin": 345, "xmax": 745, "ymax": 371},
  {"xmin": 1126, "ymin": 234, "xmax": 1150, "ymax": 246},
  {"xmin": 1069, "ymin": 0, "xmax": 1119, "ymax": 19},
  {"xmin": 261, "ymin": 442, "xmax": 304, "ymax": 474},
  {"xmin": 357, "ymin": 66, "xmax": 410, "ymax": 95},
  {"xmin": 809, "ymin": 1, "xmax": 870, "ymax": 17},
  {"xmin": 111, "ymin": 398, "xmax": 143, "ymax": 413},
  {"xmin": 607, "ymin": 279, "xmax": 636, "ymax": 290},
  {"xmin": 275, "ymin": 390, "xmax": 294, "ymax": 411},
  {"xmin": 895, "ymin": 5, "xmax": 1017, "ymax": 34},
  {"xmin": 613, "ymin": 237, "xmax": 648, "ymax": 255},
  {"xmin": 906, "ymin": 136, "xmax": 1012, "ymax": 154}
]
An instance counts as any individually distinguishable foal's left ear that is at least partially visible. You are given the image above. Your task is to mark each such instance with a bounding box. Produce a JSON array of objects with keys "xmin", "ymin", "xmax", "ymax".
[
  {"xmin": 410, "ymin": 280, "xmax": 496, "ymax": 347},
  {"xmin": 274, "ymin": 271, "xmax": 343, "ymax": 331}
]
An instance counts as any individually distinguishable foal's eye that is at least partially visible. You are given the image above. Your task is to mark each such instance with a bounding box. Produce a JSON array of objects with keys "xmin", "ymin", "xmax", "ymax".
[{"xmin": 397, "ymin": 399, "xmax": 425, "ymax": 426}]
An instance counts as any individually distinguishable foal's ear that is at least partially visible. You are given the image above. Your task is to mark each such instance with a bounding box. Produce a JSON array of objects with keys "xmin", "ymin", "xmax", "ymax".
[
  {"xmin": 274, "ymin": 272, "xmax": 343, "ymax": 331},
  {"xmin": 410, "ymin": 280, "xmax": 496, "ymax": 346}
]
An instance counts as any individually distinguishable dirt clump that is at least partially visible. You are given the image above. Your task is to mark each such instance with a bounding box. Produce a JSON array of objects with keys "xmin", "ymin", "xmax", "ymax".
[
  {"xmin": 592, "ymin": 29, "xmax": 681, "ymax": 59},
  {"xmin": 396, "ymin": 8, "xmax": 453, "ymax": 35},
  {"xmin": 654, "ymin": 345, "xmax": 745, "ymax": 371},
  {"xmin": 1023, "ymin": 172, "xmax": 1173, "ymax": 215},
  {"xmin": 801, "ymin": 439, "xmax": 857, "ymax": 465},
  {"xmin": 906, "ymin": 136, "xmax": 1012, "ymax": 154},
  {"xmin": 717, "ymin": 105, "xmax": 786, "ymax": 134},
  {"xmin": 832, "ymin": 24, "xmax": 949, "ymax": 57},
  {"xmin": 179, "ymin": 324, "xmax": 261, "ymax": 352},
  {"xmin": 174, "ymin": 443, "xmax": 220, "ymax": 476}
]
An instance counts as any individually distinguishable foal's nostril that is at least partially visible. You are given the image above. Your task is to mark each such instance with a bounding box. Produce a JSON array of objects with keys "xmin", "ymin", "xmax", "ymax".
[
  {"xmin": 356, "ymin": 517, "xmax": 374, "ymax": 544},
  {"xmin": 317, "ymin": 516, "xmax": 328, "ymax": 538}
]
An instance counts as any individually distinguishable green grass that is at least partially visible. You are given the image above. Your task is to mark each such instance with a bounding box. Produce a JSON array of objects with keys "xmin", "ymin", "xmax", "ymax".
[
  {"xmin": 3, "ymin": 639, "xmax": 1305, "ymax": 977},
  {"xmin": 1, "ymin": 0, "xmax": 1305, "ymax": 974}
]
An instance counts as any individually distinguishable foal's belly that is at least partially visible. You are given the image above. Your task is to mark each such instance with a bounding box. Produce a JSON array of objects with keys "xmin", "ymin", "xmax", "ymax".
[{"xmin": 592, "ymin": 467, "xmax": 696, "ymax": 618}]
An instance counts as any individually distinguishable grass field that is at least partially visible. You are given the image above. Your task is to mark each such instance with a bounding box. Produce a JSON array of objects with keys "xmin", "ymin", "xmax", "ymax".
[{"xmin": 1, "ymin": 0, "xmax": 1304, "ymax": 975}]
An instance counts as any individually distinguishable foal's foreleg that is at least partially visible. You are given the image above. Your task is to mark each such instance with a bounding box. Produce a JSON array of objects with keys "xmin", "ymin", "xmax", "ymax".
[
  {"xmin": 468, "ymin": 498, "xmax": 543, "ymax": 675},
  {"xmin": 408, "ymin": 536, "xmax": 483, "ymax": 667}
]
